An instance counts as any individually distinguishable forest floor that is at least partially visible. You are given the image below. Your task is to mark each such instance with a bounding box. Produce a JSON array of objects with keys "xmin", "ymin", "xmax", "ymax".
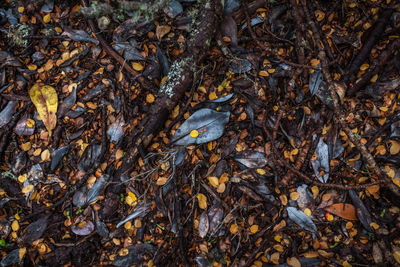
[{"xmin": 1, "ymin": 0, "xmax": 400, "ymax": 266}]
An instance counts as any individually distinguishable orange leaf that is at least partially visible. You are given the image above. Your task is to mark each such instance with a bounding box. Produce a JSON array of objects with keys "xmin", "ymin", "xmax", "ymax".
[{"xmin": 324, "ymin": 203, "xmax": 358, "ymax": 221}]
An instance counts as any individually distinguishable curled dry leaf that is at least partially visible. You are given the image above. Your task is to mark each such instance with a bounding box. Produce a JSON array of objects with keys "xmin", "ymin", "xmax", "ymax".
[{"xmin": 29, "ymin": 84, "xmax": 58, "ymax": 136}]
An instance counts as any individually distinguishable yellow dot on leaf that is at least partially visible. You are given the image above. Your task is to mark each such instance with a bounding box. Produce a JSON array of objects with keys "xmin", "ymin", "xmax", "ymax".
[{"xmin": 190, "ymin": 129, "xmax": 199, "ymax": 138}]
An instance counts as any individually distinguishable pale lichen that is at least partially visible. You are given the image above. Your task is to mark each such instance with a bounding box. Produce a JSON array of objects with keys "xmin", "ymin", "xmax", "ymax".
[{"xmin": 160, "ymin": 58, "xmax": 192, "ymax": 98}]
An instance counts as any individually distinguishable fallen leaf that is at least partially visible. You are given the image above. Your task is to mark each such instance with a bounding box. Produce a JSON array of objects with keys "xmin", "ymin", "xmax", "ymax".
[
  {"xmin": 197, "ymin": 193, "xmax": 207, "ymax": 209},
  {"xmin": 29, "ymin": 84, "xmax": 58, "ymax": 136},
  {"xmin": 324, "ymin": 203, "xmax": 358, "ymax": 220},
  {"xmin": 156, "ymin": 25, "xmax": 171, "ymax": 40}
]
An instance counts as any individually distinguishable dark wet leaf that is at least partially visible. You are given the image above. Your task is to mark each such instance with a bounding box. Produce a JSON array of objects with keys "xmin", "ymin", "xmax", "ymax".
[
  {"xmin": 220, "ymin": 16, "xmax": 238, "ymax": 45},
  {"xmin": 157, "ymin": 46, "xmax": 170, "ymax": 77},
  {"xmin": 209, "ymin": 93, "xmax": 234, "ymax": 103},
  {"xmin": 78, "ymin": 144, "xmax": 102, "ymax": 173},
  {"xmin": 0, "ymin": 198, "xmax": 10, "ymax": 209},
  {"xmin": 73, "ymin": 186, "xmax": 88, "ymax": 207},
  {"xmin": 81, "ymin": 84, "xmax": 106, "ymax": 102},
  {"xmin": 113, "ymin": 42, "xmax": 145, "ymax": 61},
  {"xmin": 95, "ymin": 220, "xmax": 109, "ymax": 238},
  {"xmin": 348, "ymin": 190, "xmax": 373, "ymax": 231},
  {"xmin": 71, "ymin": 220, "xmax": 95, "ymax": 236},
  {"xmin": 198, "ymin": 210, "xmax": 209, "ymax": 238},
  {"xmin": 15, "ymin": 114, "xmax": 35, "ymax": 136},
  {"xmin": 309, "ymin": 69, "xmax": 323, "ymax": 95},
  {"xmin": 0, "ymin": 219, "xmax": 11, "ymax": 239},
  {"xmin": 0, "ymin": 248, "xmax": 24, "ymax": 267},
  {"xmin": 20, "ymin": 215, "xmax": 49, "ymax": 245},
  {"xmin": 0, "ymin": 9, "xmax": 7, "ymax": 25},
  {"xmin": 241, "ymin": 15, "xmax": 264, "ymax": 30},
  {"xmin": 0, "ymin": 51, "xmax": 22, "ymax": 68},
  {"xmin": 208, "ymin": 204, "xmax": 224, "ymax": 234},
  {"xmin": 332, "ymin": 139, "xmax": 344, "ymax": 159},
  {"xmin": 62, "ymin": 28, "xmax": 99, "ymax": 45},
  {"xmin": 195, "ymin": 256, "xmax": 212, "ymax": 267},
  {"xmin": 233, "ymin": 150, "xmax": 268, "ymax": 169},
  {"xmin": 86, "ymin": 174, "xmax": 109, "ymax": 204},
  {"xmin": 164, "ymin": 0, "xmax": 183, "ymax": 18},
  {"xmin": 391, "ymin": 120, "xmax": 400, "ymax": 137},
  {"xmin": 41, "ymin": 0, "xmax": 54, "ymax": 13},
  {"xmin": 107, "ymin": 116, "xmax": 125, "ymax": 143},
  {"xmin": 113, "ymin": 244, "xmax": 156, "ymax": 267},
  {"xmin": 287, "ymin": 207, "xmax": 318, "ymax": 234},
  {"xmin": 65, "ymin": 106, "xmax": 86, "ymax": 118},
  {"xmin": 58, "ymin": 87, "xmax": 76, "ymax": 118},
  {"xmin": 0, "ymin": 101, "xmax": 17, "ymax": 128},
  {"xmin": 246, "ymin": 104, "xmax": 255, "ymax": 128},
  {"xmin": 174, "ymin": 147, "xmax": 186, "ymax": 166},
  {"xmin": 311, "ymin": 137, "xmax": 329, "ymax": 183},
  {"xmin": 171, "ymin": 108, "xmax": 230, "ymax": 145},
  {"xmin": 50, "ymin": 145, "xmax": 69, "ymax": 171},
  {"xmin": 116, "ymin": 202, "xmax": 151, "ymax": 228},
  {"xmin": 12, "ymin": 152, "xmax": 28, "ymax": 175},
  {"xmin": 229, "ymin": 57, "xmax": 252, "ymax": 74}
]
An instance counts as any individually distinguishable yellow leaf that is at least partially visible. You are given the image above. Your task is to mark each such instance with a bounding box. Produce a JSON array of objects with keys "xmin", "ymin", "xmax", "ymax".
[
  {"xmin": 370, "ymin": 74, "xmax": 378, "ymax": 83},
  {"xmin": 29, "ymin": 84, "xmax": 58, "ymax": 136},
  {"xmin": 208, "ymin": 91, "xmax": 217, "ymax": 100},
  {"xmin": 304, "ymin": 208, "xmax": 312, "ymax": 217},
  {"xmin": 280, "ymin": 195, "xmax": 287, "ymax": 205},
  {"xmin": 172, "ymin": 105, "xmax": 179, "ymax": 119},
  {"xmin": 208, "ymin": 176, "xmax": 219, "ymax": 188},
  {"xmin": 18, "ymin": 6, "xmax": 24, "ymax": 13},
  {"xmin": 267, "ymin": 68, "xmax": 276, "ymax": 73},
  {"xmin": 27, "ymin": 64, "xmax": 37, "ymax": 70},
  {"xmin": 20, "ymin": 142, "xmax": 31, "ymax": 151},
  {"xmin": 19, "ymin": 247, "xmax": 26, "ymax": 260},
  {"xmin": 230, "ymin": 224, "xmax": 238, "ymax": 234},
  {"xmin": 22, "ymin": 184, "xmax": 34, "ymax": 194},
  {"xmin": 290, "ymin": 192, "xmax": 299, "ymax": 201},
  {"xmin": 132, "ymin": 62, "xmax": 144, "ymax": 71},
  {"xmin": 197, "ymin": 193, "xmax": 207, "ymax": 209},
  {"xmin": 393, "ymin": 250, "xmax": 400, "ymax": 264},
  {"xmin": 259, "ymin": 70, "xmax": 269, "ymax": 77},
  {"xmin": 190, "ymin": 129, "xmax": 199, "ymax": 138},
  {"xmin": 311, "ymin": 186, "xmax": 319, "ymax": 199},
  {"xmin": 370, "ymin": 222, "xmax": 379, "ymax": 230},
  {"xmin": 249, "ymin": 224, "xmax": 259, "ymax": 234},
  {"xmin": 43, "ymin": 14, "xmax": 51, "ymax": 23},
  {"xmin": 314, "ymin": 10, "xmax": 325, "ymax": 21},
  {"xmin": 26, "ymin": 118, "xmax": 35, "ymax": 128},
  {"xmin": 156, "ymin": 25, "xmax": 171, "ymax": 40},
  {"xmin": 257, "ymin": 169, "xmax": 266, "ymax": 175},
  {"xmin": 18, "ymin": 174, "xmax": 27, "ymax": 183},
  {"xmin": 11, "ymin": 220, "xmax": 19, "ymax": 231},
  {"xmin": 146, "ymin": 94, "xmax": 155, "ymax": 103},
  {"xmin": 115, "ymin": 149, "xmax": 124, "ymax": 160},
  {"xmin": 125, "ymin": 192, "xmax": 137, "ymax": 206},
  {"xmin": 360, "ymin": 63, "xmax": 369, "ymax": 71}
]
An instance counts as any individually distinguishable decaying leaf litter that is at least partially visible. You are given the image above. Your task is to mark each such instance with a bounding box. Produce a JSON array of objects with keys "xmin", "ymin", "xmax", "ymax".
[{"xmin": 1, "ymin": 0, "xmax": 400, "ymax": 266}]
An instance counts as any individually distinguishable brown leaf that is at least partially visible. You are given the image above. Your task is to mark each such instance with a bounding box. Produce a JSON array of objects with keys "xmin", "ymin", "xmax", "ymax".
[
  {"xmin": 324, "ymin": 203, "xmax": 358, "ymax": 221},
  {"xmin": 156, "ymin": 25, "xmax": 171, "ymax": 41}
]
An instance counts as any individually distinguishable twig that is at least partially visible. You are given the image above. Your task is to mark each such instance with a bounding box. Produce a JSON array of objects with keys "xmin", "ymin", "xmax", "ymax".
[
  {"xmin": 300, "ymin": 0, "xmax": 400, "ymax": 196},
  {"xmin": 244, "ymin": 7, "xmax": 319, "ymax": 70}
]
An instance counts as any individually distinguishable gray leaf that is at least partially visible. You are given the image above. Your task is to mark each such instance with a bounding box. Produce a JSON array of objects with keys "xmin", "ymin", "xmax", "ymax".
[
  {"xmin": 287, "ymin": 207, "xmax": 317, "ymax": 234},
  {"xmin": 86, "ymin": 174, "xmax": 109, "ymax": 204},
  {"xmin": 171, "ymin": 109, "xmax": 230, "ymax": 145},
  {"xmin": 116, "ymin": 202, "xmax": 151, "ymax": 228},
  {"xmin": 71, "ymin": 220, "xmax": 95, "ymax": 236},
  {"xmin": 107, "ymin": 116, "xmax": 125, "ymax": 142},
  {"xmin": 311, "ymin": 137, "xmax": 329, "ymax": 183},
  {"xmin": 0, "ymin": 101, "xmax": 17, "ymax": 128},
  {"xmin": 198, "ymin": 210, "xmax": 209, "ymax": 238},
  {"xmin": 309, "ymin": 70, "xmax": 323, "ymax": 95},
  {"xmin": 233, "ymin": 150, "xmax": 268, "ymax": 169}
]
